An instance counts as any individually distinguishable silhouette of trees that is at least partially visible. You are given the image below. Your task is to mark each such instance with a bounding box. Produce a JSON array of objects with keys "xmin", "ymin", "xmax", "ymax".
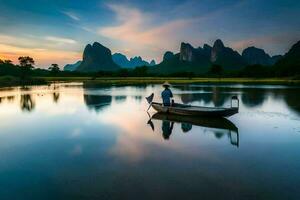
[
  {"xmin": 18, "ymin": 56, "xmax": 35, "ymax": 79},
  {"xmin": 208, "ymin": 64, "xmax": 223, "ymax": 77},
  {"xmin": 18, "ymin": 56, "xmax": 35, "ymax": 69},
  {"xmin": 48, "ymin": 64, "xmax": 60, "ymax": 74},
  {"xmin": 0, "ymin": 59, "xmax": 13, "ymax": 65}
]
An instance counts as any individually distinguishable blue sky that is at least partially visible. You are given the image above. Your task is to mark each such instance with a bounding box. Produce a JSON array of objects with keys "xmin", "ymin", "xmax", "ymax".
[{"xmin": 0, "ymin": 0, "xmax": 299, "ymax": 68}]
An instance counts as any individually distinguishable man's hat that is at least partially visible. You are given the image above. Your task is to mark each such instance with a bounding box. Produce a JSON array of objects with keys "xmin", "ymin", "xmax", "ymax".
[{"xmin": 162, "ymin": 81, "xmax": 171, "ymax": 87}]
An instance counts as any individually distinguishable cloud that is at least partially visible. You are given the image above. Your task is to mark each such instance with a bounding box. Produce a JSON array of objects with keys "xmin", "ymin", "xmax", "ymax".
[
  {"xmin": 45, "ymin": 36, "xmax": 77, "ymax": 44},
  {"xmin": 0, "ymin": 34, "xmax": 81, "ymax": 67},
  {"xmin": 62, "ymin": 11, "xmax": 80, "ymax": 21},
  {"xmin": 231, "ymin": 32, "xmax": 300, "ymax": 55},
  {"xmin": 97, "ymin": 4, "xmax": 199, "ymax": 62}
]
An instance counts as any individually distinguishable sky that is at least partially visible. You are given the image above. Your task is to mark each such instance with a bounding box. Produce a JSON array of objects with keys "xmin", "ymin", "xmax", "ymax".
[{"xmin": 0, "ymin": 0, "xmax": 299, "ymax": 68}]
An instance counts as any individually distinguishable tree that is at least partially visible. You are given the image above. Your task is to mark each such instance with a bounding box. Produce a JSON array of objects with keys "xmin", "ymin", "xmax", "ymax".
[
  {"xmin": 209, "ymin": 64, "xmax": 223, "ymax": 77},
  {"xmin": 4, "ymin": 60, "xmax": 13, "ymax": 65},
  {"xmin": 48, "ymin": 64, "xmax": 60, "ymax": 74},
  {"xmin": 132, "ymin": 66, "xmax": 148, "ymax": 76},
  {"xmin": 0, "ymin": 59, "xmax": 13, "ymax": 65},
  {"xmin": 18, "ymin": 56, "xmax": 35, "ymax": 69},
  {"xmin": 117, "ymin": 68, "xmax": 129, "ymax": 77},
  {"xmin": 18, "ymin": 56, "xmax": 35, "ymax": 79}
]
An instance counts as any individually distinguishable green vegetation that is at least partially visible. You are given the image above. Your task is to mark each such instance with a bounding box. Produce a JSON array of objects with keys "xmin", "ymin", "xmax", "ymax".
[
  {"xmin": 0, "ymin": 49, "xmax": 299, "ymax": 87},
  {"xmin": 40, "ymin": 77, "xmax": 300, "ymax": 85}
]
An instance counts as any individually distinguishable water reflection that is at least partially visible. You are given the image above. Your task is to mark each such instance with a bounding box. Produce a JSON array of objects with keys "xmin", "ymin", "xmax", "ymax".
[
  {"xmin": 241, "ymin": 88, "xmax": 266, "ymax": 108},
  {"xmin": 84, "ymin": 94, "xmax": 112, "ymax": 112},
  {"xmin": 7, "ymin": 95, "xmax": 15, "ymax": 102},
  {"xmin": 133, "ymin": 95, "xmax": 142, "ymax": 102},
  {"xmin": 284, "ymin": 94, "xmax": 300, "ymax": 114},
  {"xmin": 175, "ymin": 85, "xmax": 300, "ymax": 116},
  {"xmin": 53, "ymin": 92, "xmax": 60, "ymax": 103},
  {"xmin": 114, "ymin": 95, "xmax": 127, "ymax": 103},
  {"xmin": 150, "ymin": 113, "xmax": 239, "ymax": 147},
  {"xmin": 162, "ymin": 120, "xmax": 174, "ymax": 140},
  {"xmin": 0, "ymin": 83, "xmax": 300, "ymax": 199},
  {"xmin": 20, "ymin": 94, "xmax": 35, "ymax": 112}
]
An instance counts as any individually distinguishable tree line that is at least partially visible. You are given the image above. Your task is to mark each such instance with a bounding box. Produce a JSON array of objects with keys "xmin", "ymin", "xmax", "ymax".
[{"xmin": 0, "ymin": 56, "xmax": 298, "ymax": 79}]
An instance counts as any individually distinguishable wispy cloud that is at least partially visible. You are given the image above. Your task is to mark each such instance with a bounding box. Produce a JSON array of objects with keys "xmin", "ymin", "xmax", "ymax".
[
  {"xmin": 45, "ymin": 36, "xmax": 77, "ymax": 44},
  {"xmin": 62, "ymin": 11, "xmax": 80, "ymax": 21},
  {"xmin": 231, "ymin": 32, "xmax": 300, "ymax": 55},
  {"xmin": 0, "ymin": 34, "xmax": 81, "ymax": 67},
  {"xmin": 97, "ymin": 4, "xmax": 199, "ymax": 61}
]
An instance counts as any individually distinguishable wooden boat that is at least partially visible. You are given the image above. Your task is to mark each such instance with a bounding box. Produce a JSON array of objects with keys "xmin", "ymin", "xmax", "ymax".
[{"xmin": 146, "ymin": 94, "xmax": 239, "ymax": 118}]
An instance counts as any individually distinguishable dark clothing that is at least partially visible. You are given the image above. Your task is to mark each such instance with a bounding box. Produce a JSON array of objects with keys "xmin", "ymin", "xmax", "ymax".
[{"xmin": 161, "ymin": 88, "xmax": 173, "ymax": 106}]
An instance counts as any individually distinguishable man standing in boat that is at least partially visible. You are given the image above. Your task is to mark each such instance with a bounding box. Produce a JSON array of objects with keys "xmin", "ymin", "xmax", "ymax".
[{"xmin": 161, "ymin": 82, "xmax": 173, "ymax": 106}]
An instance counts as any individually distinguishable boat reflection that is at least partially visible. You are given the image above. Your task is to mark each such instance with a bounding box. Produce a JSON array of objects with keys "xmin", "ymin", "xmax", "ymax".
[{"xmin": 148, "ymin": 113, "xmax": 239, "ymax": 147}]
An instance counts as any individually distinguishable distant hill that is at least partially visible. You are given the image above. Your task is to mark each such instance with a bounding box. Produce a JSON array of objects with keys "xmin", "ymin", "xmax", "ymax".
[
  {"xmin": 163, "ymin": 51, "xmax": 174, "ymax": 62},
  {"xmin": 64, "ymin": 39, "xmax": 293, "ymax": 75},
  {"xmin": 210, "ymin": 39, "xmax": 246, "ymax": 69},
  {"xmin": 152, "ymin": 39, "xmax": 288, "ymax": 75},
  {"xmin": 112, "ymin": 53, "xmax": 155, "ymax": 68},
  {"xmin": 64, "ymin": 61, "xmax": 81, "ymax": 71},
  {"xmin": 76, "ymin": 42, "xmax": 120, "ymax": 72},
  {"xmin": 152, "ymin": 39, "xmax": 247, "ymax": 74},
  {"xmin": 242, "ymin": 47, "xmax": 282, "ymax": 66},
  {"xmin": 274, "ymin": 40, "xmax": 300, "ymax": 76}
]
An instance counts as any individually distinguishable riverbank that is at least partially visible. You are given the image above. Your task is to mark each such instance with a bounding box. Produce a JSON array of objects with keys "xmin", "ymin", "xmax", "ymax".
[
  {"xmin": 44, "ymin": 77, "xmax": 300, "ymax": 85},
  {"xmin": 0, "ymin": 76, "xmax": 47, "ymax": 87},
  {"xmin": 1, "ymin": 76, "xmax": 300, "ymax": 87}
]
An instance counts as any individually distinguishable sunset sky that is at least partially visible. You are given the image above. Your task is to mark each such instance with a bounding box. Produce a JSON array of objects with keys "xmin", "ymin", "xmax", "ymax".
[{"xmin": 0, "ymin": 0, "xmax": 299, "ymax": 68}]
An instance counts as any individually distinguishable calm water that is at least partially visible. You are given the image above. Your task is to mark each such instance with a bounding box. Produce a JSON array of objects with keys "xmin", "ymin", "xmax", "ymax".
[{"xmin": 0, "ymin": 83, "xmax": 300, "ymax": 200}]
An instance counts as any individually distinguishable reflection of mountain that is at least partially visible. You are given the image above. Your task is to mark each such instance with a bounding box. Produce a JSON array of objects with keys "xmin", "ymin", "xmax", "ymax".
[
  {"xmin": 241, "ymin": 89, "xmax": 266, "ymax": 108},
  {"xmin": 84, "ymin": 94, "xmax": 112, "ymax": 112},
  {"xmin": 284, "ymin": 92, "xmax": 300, "ymax": 114},
  {"xmin": 133, "ymin": 95, "xmax": 142, "ymax": 102},
  {"xmin": 20, "ymin": 94, "xmax": 35, "ymax": 112},
  {"xmin": 180, "ymin": 87, "xmax": 228, "ymax": 106},
  {"xmin": 114, "ymin": 95, "xmax": 127, "ymax": 103},
  {"xmin": 151, "ymin": 113, "xmax": 239, "ymax": 147}
]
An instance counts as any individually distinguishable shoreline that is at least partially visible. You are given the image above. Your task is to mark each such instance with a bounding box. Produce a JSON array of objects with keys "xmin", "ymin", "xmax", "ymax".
[
  {"xmin": 1, "ymin": 76, "xmax": 300, "ymax": 88},
  {"xmin": 44, "ymin": 77, "xmax": 300, "ymax": 85}
]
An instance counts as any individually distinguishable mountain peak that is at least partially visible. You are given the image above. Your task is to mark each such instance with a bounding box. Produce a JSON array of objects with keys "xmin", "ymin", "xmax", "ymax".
[
  {"xmin": 163, "ymin": 51, "xmax": 175, "ymax": 61},
  {"xmin": 213, "ymin": 39, "xmax": 225, "ymax": 49},
  {"xmin": 242, "ymin": 46, "xmax": 272, "ymax": 65},
  {"xmin": 112, "ymin": 53, "xmax": 154, "ymax": 68},
  {"xmin": 180, "ymin": 42, "xmax": 195, "ymax": 61},
  {"xmin": 77, "ymin": 42, "xmax": 119, "ymax": 72}
]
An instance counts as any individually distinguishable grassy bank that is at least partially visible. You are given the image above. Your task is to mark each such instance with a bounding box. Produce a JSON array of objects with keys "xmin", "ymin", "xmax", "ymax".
[
  {"xmin": 1, "ymin": 76, "xmax": 300, "ymax": 87},
  {"xmin": 43, "ymin": 77, "xmax": 300, "ymax": 85},
  {"xmin": 0, "ymin": 76, "xmax": 47, "ymax": 87}
]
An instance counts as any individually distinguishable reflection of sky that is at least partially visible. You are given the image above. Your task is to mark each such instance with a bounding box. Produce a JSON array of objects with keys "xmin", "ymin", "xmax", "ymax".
[{"xmin": 0, "ymin": 84, "xmax": 300, "ymax": 198}]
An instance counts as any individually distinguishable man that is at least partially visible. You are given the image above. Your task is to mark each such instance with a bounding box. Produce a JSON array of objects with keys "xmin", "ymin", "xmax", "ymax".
[{"xmin": 161, "ymin": 81, "xmax": 173, "ymax": 106}]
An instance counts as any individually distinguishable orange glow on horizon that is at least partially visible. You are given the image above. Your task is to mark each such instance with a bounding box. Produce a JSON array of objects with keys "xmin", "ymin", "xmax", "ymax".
[{"xmin": 0, "ymin": 44, "xmax": 81, "ymax": 68}]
